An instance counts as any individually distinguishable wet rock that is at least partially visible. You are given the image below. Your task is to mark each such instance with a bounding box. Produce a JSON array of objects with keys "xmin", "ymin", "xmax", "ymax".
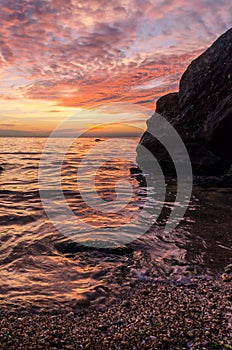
[
  {"xmin": 138, "ymin": 134, "xmax": 229, "ymax": 176},
  {"xmin": 55, "ymin": 242, "xmax": 85, "ymax": 254},
  {"xmin": 185, "ymin": 143, "xmax": 230, "ymax": 176},
  {"xmin": 194, "ymin": 173, "xmax": 232, "ymax": 187},
  {"xmin": 130, "ymin": 167, "xmax": 146, "ymax": 185},
  {"xmin": 130, "ymin": 167, "xmax": 143, "ymax": 176},
  {"xmin": 138, "ymin": 28, "xmax": 232, "ymax": 177},
  {"xmin": 55, "ymin": 241, "xmax": 134, "ymax": 255}
]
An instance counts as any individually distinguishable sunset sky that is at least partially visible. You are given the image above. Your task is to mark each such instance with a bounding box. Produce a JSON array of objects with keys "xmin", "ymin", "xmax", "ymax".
[{"xmin": 0, "ymin": 0, "xmax": 232, "ymax": 136}]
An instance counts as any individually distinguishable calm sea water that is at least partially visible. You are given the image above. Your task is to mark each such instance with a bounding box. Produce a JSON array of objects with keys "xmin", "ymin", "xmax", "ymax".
[{"xmin": 0, "ymin": 137, "xmax": 231, "ymax": 312}]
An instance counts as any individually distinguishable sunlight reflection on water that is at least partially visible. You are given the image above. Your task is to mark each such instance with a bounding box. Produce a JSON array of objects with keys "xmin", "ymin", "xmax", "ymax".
[{"xmin": 0, "ymin": 137, "xmax": 231, "ymax": 310}]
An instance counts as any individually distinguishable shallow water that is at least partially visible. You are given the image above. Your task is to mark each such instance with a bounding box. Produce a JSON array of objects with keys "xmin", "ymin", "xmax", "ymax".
[{"xmin": 0, "ymin": 137, "xmax": 231, "ymax": 311}]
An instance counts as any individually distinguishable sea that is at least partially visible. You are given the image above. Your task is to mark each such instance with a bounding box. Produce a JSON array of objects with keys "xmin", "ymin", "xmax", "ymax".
[{"xmin": 0, "ymin": 137, "xmax": 231, "ymax": 312}]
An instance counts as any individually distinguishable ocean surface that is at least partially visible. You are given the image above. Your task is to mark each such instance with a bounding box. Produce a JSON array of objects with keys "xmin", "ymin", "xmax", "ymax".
[{"xmin": 0, "ymin": 137, "xmax": 231, "ymax": 312}]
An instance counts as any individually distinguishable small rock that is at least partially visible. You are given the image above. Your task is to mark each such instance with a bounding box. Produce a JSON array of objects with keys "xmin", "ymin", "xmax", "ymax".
[
  {"xmin": 97, "ymin": 324, "xmax": 108, "ymax": 332},
  {"xmin": 221, "ymin": 273, "xmax": 232, "ymax": 282},
  {"xmin": 122, "ymin": 300, "xmax": 130, "ymax": 307},
  {"xmin": 224, "ymin": 264, "xmax": 232, "ymax": 273}
]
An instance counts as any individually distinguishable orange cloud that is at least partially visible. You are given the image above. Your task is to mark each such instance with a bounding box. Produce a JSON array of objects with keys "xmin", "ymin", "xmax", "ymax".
[
  {"xmin": 24, "ymin": 50, "xmax": 201, "ymax": 109},
  {"xmin": 0, "ymin": 0, "xmax": 231, "ymax": 134}
]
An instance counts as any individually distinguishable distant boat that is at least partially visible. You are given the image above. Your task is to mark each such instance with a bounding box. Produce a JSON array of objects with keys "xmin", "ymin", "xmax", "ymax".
[{"xmin": 95, "ymin": 138, "xmax": 103, "ymax": 142}]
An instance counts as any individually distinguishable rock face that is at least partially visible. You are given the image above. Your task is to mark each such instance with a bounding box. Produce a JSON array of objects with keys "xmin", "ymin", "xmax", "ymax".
[
  {"xmin": 156, "ymin": 92, "xmax": 181, "ymax": 124},
  {"xmin": 137, "ymin": 28, "xmax": 232, "ymax": 176}
]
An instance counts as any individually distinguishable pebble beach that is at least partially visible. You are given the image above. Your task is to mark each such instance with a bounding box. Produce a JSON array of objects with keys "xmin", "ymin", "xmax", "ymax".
[{"xmin": 1, "ymin": 274, "xmax": 231, "ymax": 350}]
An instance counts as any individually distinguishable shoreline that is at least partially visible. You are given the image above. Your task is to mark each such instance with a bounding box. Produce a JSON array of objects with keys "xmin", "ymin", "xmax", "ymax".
[{"xmin": 1, "ymin": 275, "xmax": 231, "ymax": 350}]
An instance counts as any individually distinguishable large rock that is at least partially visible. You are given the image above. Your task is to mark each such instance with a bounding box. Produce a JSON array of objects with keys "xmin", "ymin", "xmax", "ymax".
[
  {"xmin": 137, "ymin": 28, "xmax": 232, "ymax": 176},
  {"xmin": 179, "ymin": 28, "xmax": 232, "ymax": 160},
  {"xmin": 156, "ymin": 92, "xmax": 181, "ymax": 124}
]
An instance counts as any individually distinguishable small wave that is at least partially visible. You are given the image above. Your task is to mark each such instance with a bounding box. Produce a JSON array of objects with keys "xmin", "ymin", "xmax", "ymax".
[
  {"xmin": 0, "ymin": 214, "xmax": 41, "ymax": 226},
  {"xmin": 0, "ymin": 152, "xmax": 42, "ymax": 155}
]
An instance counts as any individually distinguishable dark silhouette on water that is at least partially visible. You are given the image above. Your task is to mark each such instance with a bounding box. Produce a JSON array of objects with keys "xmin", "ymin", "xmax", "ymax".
[
  {"xmin": 95, "ymin": 138, "xmax": 103, "ymax": 142},
  {"xmin": 130, "ymin": 167, "xmax": 143, "ymax": 176}
]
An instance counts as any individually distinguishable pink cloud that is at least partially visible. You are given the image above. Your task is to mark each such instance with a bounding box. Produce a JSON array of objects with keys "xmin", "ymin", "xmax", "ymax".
[{"xmin": 0, "ymin": 0, "xmax": 231, "ymax": 109}]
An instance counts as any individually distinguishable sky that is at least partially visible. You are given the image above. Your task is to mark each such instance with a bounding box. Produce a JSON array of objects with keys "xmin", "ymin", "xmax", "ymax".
[{"xmin": 0, "ymin": 0, "xmax": 232, "ymax": 136}]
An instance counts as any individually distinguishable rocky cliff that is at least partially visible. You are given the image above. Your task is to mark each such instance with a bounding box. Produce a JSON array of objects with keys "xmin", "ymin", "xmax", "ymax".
[{"xmin": 137, "ymin": 28, "xmax": 232, "ymax": 176}]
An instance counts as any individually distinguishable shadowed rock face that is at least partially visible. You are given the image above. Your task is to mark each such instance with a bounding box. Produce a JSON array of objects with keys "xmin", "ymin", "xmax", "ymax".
[
  {"xmin": 138, "ymin": 28, "xmax": 232, "ymax": 176},
  {"xmin": 156, "ymin": 92, "xmax": 181, "ymax": 124}
]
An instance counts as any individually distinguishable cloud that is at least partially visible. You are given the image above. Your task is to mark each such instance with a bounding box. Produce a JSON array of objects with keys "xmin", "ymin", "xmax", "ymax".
[
  {"xmin": 0, "ymin": 123, "xmax": 16, "ymax": 127},
  {"xmin": 47, "ymin": 110, "xmax": 62, "ymax": 113},
  {"xmin": 0, "ymin": 0, "xmax": 231, "ymax": 112},
  {"xmin": 132, "ymin": 77, "xmax": 169, "ymax": 90},
  {"xmin": 24, "ymin": 50, "xmax": 199, "ymax": 109}
]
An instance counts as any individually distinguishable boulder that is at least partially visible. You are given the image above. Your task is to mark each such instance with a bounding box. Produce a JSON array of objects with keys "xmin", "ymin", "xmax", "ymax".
[
  {"xmin": 179, "ymin": 28, "xmax": 232, "ymax": 161},
  {"xmin": 137, "ymin": 28, "xmax": 232, "ymax": 176}
]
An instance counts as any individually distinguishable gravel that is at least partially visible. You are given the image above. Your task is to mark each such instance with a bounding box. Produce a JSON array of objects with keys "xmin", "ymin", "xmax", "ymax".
[{"xmin": 0, "ymin": 276, "xmax": 231, "ymax": 350}]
